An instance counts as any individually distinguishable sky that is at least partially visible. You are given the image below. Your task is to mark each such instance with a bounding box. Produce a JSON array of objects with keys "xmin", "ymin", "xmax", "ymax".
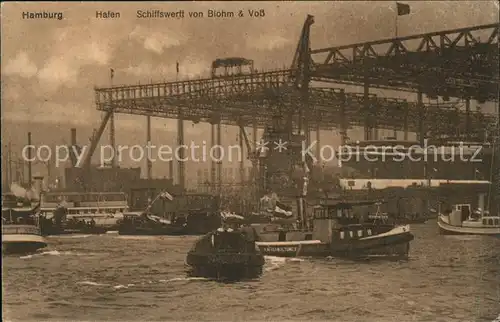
[{"xmin": 1, "ymin": 1, "xmax": 498, "ymax": 134}]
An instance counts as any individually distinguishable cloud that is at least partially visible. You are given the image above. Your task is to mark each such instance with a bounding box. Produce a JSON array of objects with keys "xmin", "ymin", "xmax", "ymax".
[
  {"xmin": 130, "ymin": 26, "xmax": 184, "ymax": 54},
  {"xmin": 247, "ymin": 34, "xmax": 291, "ymax": 51},
  {"xmin": 35, "ymin": 28, "xmax": 112, "ymax": 91},
  {"xmin": 122, "ymin": 57, "xmax": 209, "ymax": 80},
  {"xmin": 38, "ymin": 60, "xmax": 79, "ymax": 90},
  {"xmin": 1, "ymin": 82, "xmax": 23, "ymax": 100},
  {"xmin": 122, "ymin": 62, "xmax": 174, "ymax": 78},
  {"xmin": 3, "ymin": 51, "xmax": 38, "ymax": 78},
  {"xmin": 2, "ymin": 101, "xmax": 95, "ymax": 125},
  {"xmin": 179, "ymin": 56, "xmax": 210, "ymax": 78}
]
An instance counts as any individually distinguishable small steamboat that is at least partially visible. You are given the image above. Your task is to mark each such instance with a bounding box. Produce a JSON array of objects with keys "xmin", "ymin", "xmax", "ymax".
[
  {"xmin": 438, "ymin": 194, "xmax": 500, "ymax": 236},
  {"xmin": 38, "ymin": 192, "xmax": 128, "ymax": 235}
]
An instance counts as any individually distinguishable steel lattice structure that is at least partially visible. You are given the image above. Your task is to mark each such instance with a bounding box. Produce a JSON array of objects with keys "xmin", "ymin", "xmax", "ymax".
[
  {"xmin": 87, "ymin": 15, "xmax": 499, "ymax": 193},
  {"xmin": 95, "ymin": 75, "xmax": 493, "ymax": 132},
  {"xmin": 311, "ymin": 23, "xmax": 499, "ymax": 102}
]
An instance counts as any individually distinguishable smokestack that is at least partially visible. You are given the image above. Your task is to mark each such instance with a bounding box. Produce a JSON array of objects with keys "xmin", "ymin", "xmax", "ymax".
[
  {"xmin": 70, "ymin": 128, "xmax": 77, "ymax": 167},
  {"xmin": 28, "ymin": 132, "xmax": 32, "ymax": 187},
  {"xmin": 71, "ymin": 128, "xmax": 77, "ymax": 146}
]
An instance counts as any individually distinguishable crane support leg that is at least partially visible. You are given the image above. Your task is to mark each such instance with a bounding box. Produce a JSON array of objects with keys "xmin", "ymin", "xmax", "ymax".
[
  {"xmin": 110, "ymin": 112, "xmax": 116, "ymax": 167},
  {"xmin": 239, "ymin": 126, "xmax": 245, "ymax": 183},
  {"xmin": 178, "ymin": 110, "xmax": 185, "ymax": 191},
  {"xmin": 146, "ymin": 116, "xmax": 152, "ymax": 179},
  {"xmin": 465, "ymin": 98, "xmax": 471, "ymax": 139},
  {"xmin": 315, "ymin": 123, "xmax": 320, "ymax": 162},
  {"xmin": 339, "ymin": 90, "xmax": 348, "ymax": 145},
  {"xmin": 211, "ymin": 123, "xmax": 216, "ymax": 192},
  {"xmin": 83, "ymin": 111, "xmax": 112, "ymax": 168},
  {"xmin": 364, "ymin": 80, "xmax": 372, "ymax": 141},
  {"xmin": 216, "ymin": 122, "xmax": 222, "ymax": 193},
  {"xmin": 404, "ymin": 101, "xmax": 409, "ymax": 141},
  {"xmin": 417, "ymin": 90, "xmax": 425, "ymax": 145}
]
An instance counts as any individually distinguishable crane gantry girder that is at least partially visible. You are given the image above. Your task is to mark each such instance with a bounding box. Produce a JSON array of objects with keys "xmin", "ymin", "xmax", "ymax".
[
  {"xmin": 94, "ymin": 73, "xmax": 495, "ymax": 134},
  {"xmin": 310, "ymin": 23, "xmax": 499, "ymax": 101}
]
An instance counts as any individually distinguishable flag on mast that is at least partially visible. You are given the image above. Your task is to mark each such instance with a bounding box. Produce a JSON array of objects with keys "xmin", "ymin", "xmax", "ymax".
[
  {"xmin": 110, "ymin": 68, "xmax": 114, "ymax": 80},
  {"xmin": 396, "ymin": 2, "xmax": 410, "ymax": 16},
  {"xmin": 176, "ymin": 62, "xmax": 179, "ymax": 74}
]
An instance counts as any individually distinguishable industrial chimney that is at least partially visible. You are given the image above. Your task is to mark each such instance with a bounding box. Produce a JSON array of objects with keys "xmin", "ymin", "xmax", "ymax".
[
  {"xmin": 28, "ymin": 132, "xmax": 32, "ymax": 187},
  {"xmin": 69, "ymin": 128, "xmax": 78, "ymax": 167},
  {"xmin": 71, "ymin": 128, "xmax": 77, "ymax": 146}
]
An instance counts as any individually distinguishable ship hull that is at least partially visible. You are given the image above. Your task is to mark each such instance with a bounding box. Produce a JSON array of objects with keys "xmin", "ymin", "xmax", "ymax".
[
  {"xmin": 255, "ymin": 240, "xmax": 329, "ymax": 257},
  {"xmin": 41, "ymin": 226, "xmax": 110, "ymax": 236},
  {"xmin": 2, "ymin": 234, "xmax": 47, "ymax": 255},
  {"xmin": 256, "ymin": 226, "xmax": 413, "ymax": 259},
  {"xmin": 186, "ymin": 253, "xmax": 264, "ymax": 279}
]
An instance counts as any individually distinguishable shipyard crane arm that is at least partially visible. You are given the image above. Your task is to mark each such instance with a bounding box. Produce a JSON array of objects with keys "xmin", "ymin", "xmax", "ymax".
[
  {"xmin": 82, "ymin": 111, "xmax": 112, "ymax": 168},
  {"xmin": 290, "ymin": 15, "xmax": 315, "ymax": 88}
]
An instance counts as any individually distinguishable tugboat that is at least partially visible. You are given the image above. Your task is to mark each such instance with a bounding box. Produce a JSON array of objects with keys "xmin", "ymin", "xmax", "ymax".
[
  {"xmin": 438, "ymin": 193, "xmax": 500, "ymax": 236},
  {"xmin": 253, "ymin": 156, "xmax": 414, "ymax": 258},
  {"xmin": 2, "ymin": 204, "xmax": 47, "ymax": 255},
  {"xmin": 255, "ymin": 200, "xmax": 414, "ymax": 259},
  {"xmin": 186, "ymin": 224, "xmax": 265, "ymax": 280}
]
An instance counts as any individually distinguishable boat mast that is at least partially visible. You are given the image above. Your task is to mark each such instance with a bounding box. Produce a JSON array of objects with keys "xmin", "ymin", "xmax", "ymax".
[{"xmin": 298, "ymin": 161, "xmax": 310, "ymax": 229}]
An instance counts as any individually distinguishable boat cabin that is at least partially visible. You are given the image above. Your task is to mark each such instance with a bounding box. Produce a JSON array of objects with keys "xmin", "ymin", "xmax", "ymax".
[
  {"xmin": 311, "ymin": 201, "xmax": 394, "ymax": 243},
  {"xmin": 446, "ymin": 203, "xmax": 500, "ymax": 227},
  {"xmin": 2, "ymin": 193, "xmax": 23, "ymax": 208},
  {"xmin": 255, "ymin": 200, "xmax": 394, "ymax": 244},
  {"xmin": 480, "ymin": 216, "xmax": 500, "ymax": 227},
  {"xmin": 2, "ymin": 224, "xmax": 41, "ymax": 236},
  {"xmin": 190, "ymin": 228, "xmax": 254, "ymax": 254},
  {"xmin": 40, "ymin": 192, "xmax": 129, "ymax": 219},
  {"xmin": 2, "ymin": 207, "xmax": 37, "ymax": 225}
]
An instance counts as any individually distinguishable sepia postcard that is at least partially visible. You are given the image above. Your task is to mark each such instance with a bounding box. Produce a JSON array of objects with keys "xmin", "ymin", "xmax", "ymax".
[{"xmin": 1, "ymin": 1, "xmax": 499, "ymax": 321}]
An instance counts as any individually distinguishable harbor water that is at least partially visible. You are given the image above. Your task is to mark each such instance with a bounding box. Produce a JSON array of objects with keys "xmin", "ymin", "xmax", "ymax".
[{"xmin": 3, "ymin": 223, "xmax": 499, "ymax": 321}]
